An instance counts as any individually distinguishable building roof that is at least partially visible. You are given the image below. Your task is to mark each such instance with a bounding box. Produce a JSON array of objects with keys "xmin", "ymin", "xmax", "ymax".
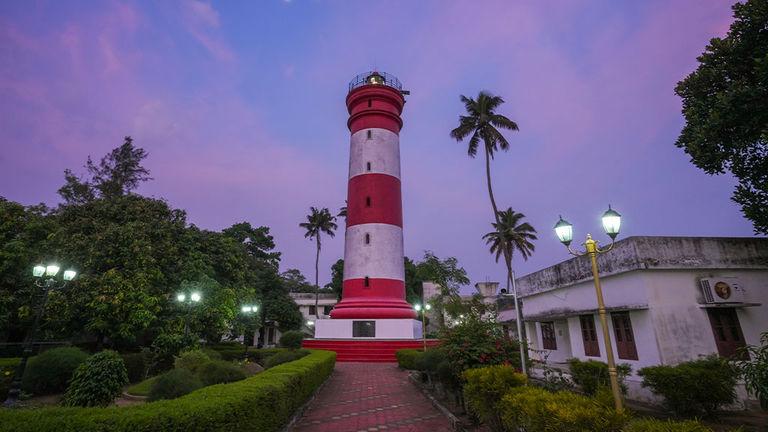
[{"xmin": 517, "ymin": 236, "xmax": 768, "ymax": 298}]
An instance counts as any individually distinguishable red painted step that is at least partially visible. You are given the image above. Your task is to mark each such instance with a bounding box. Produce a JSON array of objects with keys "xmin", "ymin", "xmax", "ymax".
[{"xmin": 303, "ymin": 339, "xmax": 440, "ymax": 362}]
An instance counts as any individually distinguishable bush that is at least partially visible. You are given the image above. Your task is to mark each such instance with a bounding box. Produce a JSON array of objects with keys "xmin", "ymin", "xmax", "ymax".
[
  {"xmin": 63, "ymin": 350, "xmax": 129, "ymax": 407},
  {"xmin": 0, "ymin": 358, "xmax": 20, "ymax": 399},
  {"xmin": 21, "ymin": 347, "xmax": 89, "ymax": 395},
  {"xmin": 201, "ymin": 348, "xmax": 223, "ymax": 361},
  {"xmin": 441, "ymin": 315, "xmax": 524, "ymax": 377},
  {"xmin": 638, "ymin": 355, "xmax": 738, "ymax": 418},
  {"xmin": 264, "ymin": 349, "xmax": 310, "ymax": 369},
  {"xmin": 148, "ymin": 368, "xmax": 204, "ymax": 401},
  {"xmin": 174, "ymin": 350, "xmax": 211, "ymax": 374},
  {"xmin": 279, "ymin": 331, "xmax": 304, "ymax": 350},
  {"xmin": 198, "ymin": 360, "xmax": 246, "ymax": 386},
  {"xmin": 568, "ymin": 358, "xmax": 632, "ymax": 396},
  {"xmin": 121, "ymin": 351, "xmax": 150, "ymax": 383},
  {"xmin": 416, "ymin": 348, "xmax": 445, "ymax": 373},
  {"xmin": 0, "ymin": 350, "xmax": 336, "ymax": 432},
  {"xmin": 737, "ymin": 330, "xmax": 768, "ymax": 409},
  {"xmin": 395, "ymin": 349, "xmax": 422, "ymax": 370},
  {"xmin": 463, "ymin": 365, "xmax": 527, "ymax": 431},
  {"xmin": 149, "ymin": 333, "xmax": 188, "ymax": 374},
  {"xmin": 500, "ymin": 386, "xmax": 628, "ymax": 432},
  {"xmin": 622, "ymin": 418, "xmax": 713, "ymax": 432}
]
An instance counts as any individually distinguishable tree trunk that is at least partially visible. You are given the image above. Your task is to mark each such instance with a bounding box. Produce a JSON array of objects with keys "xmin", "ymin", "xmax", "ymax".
[
  {"xmin": 315, "ymin": 235, "xmax": 321, "ymax": 318},
  {"xmin": 484, "ymin": 144, "xmax": 501, "ymax": 224}
]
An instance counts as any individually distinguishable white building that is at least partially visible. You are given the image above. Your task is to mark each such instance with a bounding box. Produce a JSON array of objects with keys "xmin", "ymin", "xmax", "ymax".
[
  {"xmin": 258, "ymin": 293, "xmax": 339, "ymax": 347},
  {"xmin": 516, "ymin": 236, "xmax": 767, "ymax": 404}
]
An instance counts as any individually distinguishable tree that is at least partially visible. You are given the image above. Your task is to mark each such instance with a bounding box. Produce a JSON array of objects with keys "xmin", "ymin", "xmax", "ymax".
[
  {"xmin": 450, "ymin": 92, "xmax": 519, "ymax": 223},
  {"xmin": 281, "ymin": 268, "xmax": 314, "ymax": 293},
  {"xmin": 222, "ymin": 222, "xmax": 281, "ymax": 268},
  {"xmin": 675, "ymin": 0, "xmax": 768, "ymax": 233},
  {"xmin": 324, "ymin": 259, "xmax": 344, "ymax": 300},
  {"xmin": 299, "ymin": 207, "xmax": 337, "ymax": 318},
  {"xmin": 57, "ymin": 136, "xmax": 152, "ymax": 204},
  {"xmin": 416, "ymin": 251, "xmax": 470, "ymax": 330}
]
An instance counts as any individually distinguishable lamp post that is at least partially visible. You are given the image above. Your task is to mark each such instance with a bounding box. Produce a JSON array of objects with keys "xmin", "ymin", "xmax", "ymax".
[
  {"xmin": 176, "ymin": 291, "xmax": 201, "ymax": 338},
  {"xmin": 240, "ymin": 305, "xmax": 258, "ymax": 359},
  {"xmin": 414, "ymin": 303, "xmax": 431, "ymax": 351},
  {"xmin": 554, "ymin": 206, "xmax": 624, "ymax": 412},
  {"xmin": 4, "ymin": 263, "xmax": 76, "ymax": 407}
]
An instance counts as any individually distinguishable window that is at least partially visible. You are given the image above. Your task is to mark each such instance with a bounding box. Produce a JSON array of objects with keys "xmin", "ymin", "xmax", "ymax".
[
  {"xmin": 366, "ymin": 161, "xmax": 372, "ymax": 171},
  {"xmin": 707, "ymin": 308, "xmax": 748, "ymax": 359},
  {"xmin": 323, "ymin": 305, "xmax": 332, "ymax": 315},
  {"xmin": 366, "ymin": 130, "xmax": 372, "ymax": 139},
  {"xmin": 308, "ymin": 305, "xmax": 316, "ymax": 316},
  {"xmin": 364, "ymin": 233, "xmax": 370, "ymax": 244},
  {"xmin": 580, "ymin": 315, "xmax": 600, "ymax": 357},
  {"xmin": 364, "ymin": 276, "xmax": 370, "ymax": 287},
  {"xmin": 541, "ymin": 321, "xmax": 557, "ymax": 350},
  {"xmin": 353, "ymin": 320, "xmax": 376, "ymax": 337},
  {"xmin": 611, "ymin": 312, "xmax": 638, "ymax": 360},
  {"xmin": 365, "ymin": 196, "xmax": 371, "ymax": 207}
]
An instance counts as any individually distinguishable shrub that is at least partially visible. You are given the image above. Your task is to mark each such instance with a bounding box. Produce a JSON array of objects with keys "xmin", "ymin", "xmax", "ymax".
[
  {"xmin": 63, "ymin": 350, "xmax": 129, "ymax": 407},
  {"xmin": 264, "ymin": 349, "xmax": 310, "ymax": 369},
  {"xmin": 0, "ymin": 350, "xmax": 336, "ymax": 432},
  {"xmin": 125, "ymin": 376, "xmax": 157, "ymax": 397},
  {"xmin": 149, "ymin": 333, "xmax": 189, "ymax": 374},
  {"xmin": 463, "ymin": 365, "xmax": 527, "ymax": 431},
  {"xmin": 622, "ymin": 418, "xmax": 714, "ymax": 432},
  {"xmin": 174, "ymin": 349, "xmax": 211, "ymax": 374},
  {"xmin": 0, "ymin": 358, "xmax": 20, "ymax": 399},
  {"xmin": 416, "ymin": 348, "xmax": 445, "ymax": 373},
  {"xmin": 21, "ymin": 347, "xmax": 89, "ymax": 395},
  {"xmin": 441, "ymin": 314, "xmax": 524, "ymax": 377},
  {"xmin": 395, "ymin": 349, "xmax": 422, "ymax": 370},
  {"xmin": 737, "ymin": 330, "xmax": 768, "ymax": 409},
  {"xmin": 638, "ymin": 355, "xmax": 738, "ymax": 418},
  {"xmin": 568, "ymin": 358, "xmax": 632, "ymax": 396},
  {"xmin": 500, "ymin": 386, "xmax": 628, "ymax": 432},
  {"xmin": 201, "ymin": 348, "xmax": 223, "ymax": 360},
  {"xmin": 121, "ymin": 350, "xmax": 151, "ymax": 383},
  {"xmin": 198, "ymin": 360, "xmax": 246, "ymax": 386},
  {"xmin": 148, "ymin": 368, "xmax": 204, "ymax": 401},
  {"xmin": 279, "ymin": 331, "xmax": 304, "ymax": 350}
]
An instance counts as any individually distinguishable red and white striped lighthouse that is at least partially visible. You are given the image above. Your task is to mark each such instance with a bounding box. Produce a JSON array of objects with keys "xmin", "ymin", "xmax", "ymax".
[{"xmin": 330, "ymin": 71, "xmax": 417, "ymax": 320}]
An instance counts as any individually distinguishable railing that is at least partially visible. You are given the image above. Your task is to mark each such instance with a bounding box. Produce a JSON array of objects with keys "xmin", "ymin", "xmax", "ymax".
[{"xmin": 348, "ymin": 71, "xmax": 403, "ymax": 93}]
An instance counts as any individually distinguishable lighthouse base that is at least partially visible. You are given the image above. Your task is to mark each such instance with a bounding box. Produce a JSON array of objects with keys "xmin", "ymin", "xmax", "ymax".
[{"xmin": 313, "ymin": 318, "xmax": 422, "ymax": 340}]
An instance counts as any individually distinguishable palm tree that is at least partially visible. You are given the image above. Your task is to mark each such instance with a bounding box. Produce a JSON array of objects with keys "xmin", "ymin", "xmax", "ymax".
[
  {"xmin": 484, "ymin": 208, "xmax": 537, "ymax": 374},
  {"xmin": 450, "ymin": 91, "xmax": 519, "ymax": 223},
  {"xmin": 299, "ymin": 207, "xmax": 337, "ymax": 318}
]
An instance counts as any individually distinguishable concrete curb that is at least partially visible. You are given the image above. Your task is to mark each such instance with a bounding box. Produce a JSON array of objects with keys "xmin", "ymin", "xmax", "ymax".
[
  {"xmin": 282, "ymin": 369, "xmax": 334, "ymax": 432},
  {"xmin": 407, "ymin": 372, "xmax": 466, "ymax": 432}
]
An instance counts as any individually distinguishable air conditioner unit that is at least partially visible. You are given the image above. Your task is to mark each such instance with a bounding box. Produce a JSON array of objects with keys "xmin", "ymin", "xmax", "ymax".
[{"xmin": 700, "ymin": 277, "xmax": 745, "ymax": 304}]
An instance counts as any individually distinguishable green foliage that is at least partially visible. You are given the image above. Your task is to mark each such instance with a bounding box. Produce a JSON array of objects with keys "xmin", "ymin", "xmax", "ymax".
[
  {"xmin": 638, "ymin": 355, "xmax": 738, "ymax": 418},
  {"xmin": 174, "ymin": 349, "xmax": 211, "ymax": 374},
  {"xmin": 395, "ymin": 349, "xmax": 422, "ymax": 370},
  {"xmin": 568, "ymin": 358, "xmax": 632, "ymax": 396},
  {"xmin": 622, "ymin": 418, "xmax": 714, "ymax": 432},
  {"xmin": 463, "ymin": 365, "xmax": 527, "ymax": 431},
  {"xmin": 0, "ymin": 357, "xmax": 20, "ymax": 399},
  {"xmin": 500, "ymin": 386, "xmax": 629, "ymax": 432},
  {"xmin": 279, "ymin": 331, "xmax": 304, "ymax": 349},
  {"xmin": 441, "ymin": 312, "xmax": 524, "ymax": 376},
  {"xmin": 197, "ymin": 360, "xmax": 246, "ymax": 386},
  {"xmin": 22, "ymin": 347, "xmax": 89, "ymax": 395},
  {"xmin": 0, "ymin": 350, "xmax": 336, "ymax": 432},
  {"xmin": 264, "ymin": 349, "xmax": 310, "ymax": 369},
  {"xmin": 324, "ymin": 259, "xmax": 344, "ymax": 301},
  {"xmin": 737, "ymin": 331, "xmax": 768, "ymax": 409},
  {"xmin": 121, "ymin": 351, "xmax": 150, "ymax": 383},
  {"xmin": 674, "ymin": 0, "xmax": 768, "ymax": 233},
  {"xmin": 125, "ymin": 375, "xmax": 157, "ymax": 397},
  {"xmin": 415, "ymin": 348, "xmax": 445, "ymax": 373},
  {"xmin": 148, "ymin": 368, "xmax": 204, "ymax": 401},
  {"xmin": 149, "ymin": 333, "xmax": 188, "ymax": 373},
  {"xmin": 62, "ymin": 350, "xmax": 129, "ymax": 407}
]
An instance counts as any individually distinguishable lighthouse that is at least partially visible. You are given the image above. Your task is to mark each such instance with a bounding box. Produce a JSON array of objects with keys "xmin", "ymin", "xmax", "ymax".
[{"xmin": 311, "ymin": 71, "xmax": 422, "ymax": 346}]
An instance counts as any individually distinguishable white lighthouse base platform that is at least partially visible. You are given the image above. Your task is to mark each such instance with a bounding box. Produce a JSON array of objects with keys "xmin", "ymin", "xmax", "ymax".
[{"xmin": 313, "ymin": 318, "xmax": 422, "ymax": 340}]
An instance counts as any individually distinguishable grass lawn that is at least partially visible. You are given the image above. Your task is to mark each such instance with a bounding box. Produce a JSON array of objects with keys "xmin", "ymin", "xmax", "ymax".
[{"xmin": 125, "ymin": 376, "xmax": 157, "ymax": 397}]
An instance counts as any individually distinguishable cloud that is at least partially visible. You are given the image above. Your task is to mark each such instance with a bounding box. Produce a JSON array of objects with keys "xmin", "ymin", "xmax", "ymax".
[{"xmin": 181, "ymin": 0, "xmax": 235, "ymax": 62}]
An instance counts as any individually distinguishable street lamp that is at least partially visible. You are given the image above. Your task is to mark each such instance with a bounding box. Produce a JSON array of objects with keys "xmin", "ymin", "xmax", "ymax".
[
  {"xmin": 553, "ymin": 206, "xmax": 624, "ymax": 412},
  {"xmin": 4, "ymin": 262, "xmax": 77, "ymax": 407},
  {"xmin": 414, "ymin": 303, "xmax": 431, "ymax": 352},
  {"xmin": 239, "ymin": 304, "xmax": 258, "ymax": 359},
  {"xmin": 176, "ymin": 290, "xmax": 202, "ymax": 338}
]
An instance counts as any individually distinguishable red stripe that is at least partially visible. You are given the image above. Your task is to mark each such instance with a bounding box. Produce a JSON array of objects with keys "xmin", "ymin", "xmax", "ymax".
[
  {"xmin": 347, "ymin": 174, "xmax": 402, "ymax": 227},
  {"xmin": 341, "ymin": 278, "xmax": 405, "ymax": 299},
  {"xmin": 346, "ymin": 85, "xmax": 404, "ymax": 134}
]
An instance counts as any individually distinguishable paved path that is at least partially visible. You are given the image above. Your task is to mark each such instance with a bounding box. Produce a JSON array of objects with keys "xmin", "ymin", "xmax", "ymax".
[{"xmin": 292, "ymin": 363, "xmax": 453, "ymax": 432}]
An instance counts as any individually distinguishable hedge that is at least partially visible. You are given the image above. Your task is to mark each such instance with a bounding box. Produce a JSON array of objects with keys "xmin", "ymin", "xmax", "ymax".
[
  {"xmin": 395, "ymin": 349, "xmax": 422, "ymax": 370},
  {"xmin": 0, "ymin": 349, "xmax": 336, "ymax": 432}
]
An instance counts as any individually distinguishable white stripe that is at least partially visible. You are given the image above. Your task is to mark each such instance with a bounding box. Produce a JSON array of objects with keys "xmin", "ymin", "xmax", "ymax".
[
  {"xmin": 343, "ymin": 223, "xmax": 404, "ymax": 281},
  {"xmin": 349, "ymin": 128, "xmax": 400, "ymax": 180}
]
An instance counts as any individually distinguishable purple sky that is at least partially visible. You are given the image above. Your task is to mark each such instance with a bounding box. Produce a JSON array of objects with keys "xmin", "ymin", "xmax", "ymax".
[{"xmin": 0, "ymin": 1, "xmax": 756, "ymax": 292}]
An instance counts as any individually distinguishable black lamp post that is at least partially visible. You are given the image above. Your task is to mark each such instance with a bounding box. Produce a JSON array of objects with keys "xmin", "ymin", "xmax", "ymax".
[
  {"xmin": 176, "ymin": 291, "xmax": 201, "ymax": 338},
  {"xmin": 4, "ymin": 263, "xmax": 76, "ymax": 407},
  {"xmin": 240, "ymin": 305, "xmax": 258, "ymax": 359}
]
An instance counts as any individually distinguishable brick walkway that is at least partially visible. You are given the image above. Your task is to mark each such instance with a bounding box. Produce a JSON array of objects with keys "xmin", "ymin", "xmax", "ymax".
[{"xmin": 291, "ymin": 363, "xmax": 453, "ymax": 432}]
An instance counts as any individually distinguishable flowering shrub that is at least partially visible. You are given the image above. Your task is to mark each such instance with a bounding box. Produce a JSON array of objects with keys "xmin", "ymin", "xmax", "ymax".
[{"xmin": 440, "ymin": 313, "xmax": 524, "ymax": 376}]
